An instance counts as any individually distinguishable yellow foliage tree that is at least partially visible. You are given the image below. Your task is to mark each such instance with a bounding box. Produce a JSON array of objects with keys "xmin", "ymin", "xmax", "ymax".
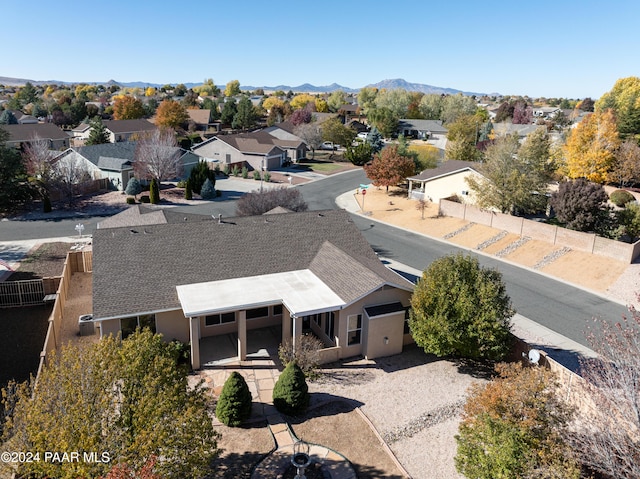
[
  {"xmin": 112, "ymin": 95, "xmax": 145, "ymax": 120},
  {"xmin": 562, "ymin": 109, "xmax": 620, "ymax": 183},
  {"xmin": 290, "ymin": 93, "xmax": 315, "ymax": 110},
  {"xmin": 262, "ymin": 97, "xmax": 284, "ymax": 112},
  {"xmin": 155, "ymin": 99, "xmax": 189, "ymax": 129},
  {"xmin": 145, "ymin": 87, "xmax": 156, "ymax": 97},
  {"xmin": 595, "ymin": 76, "xmax": 640, "ymax": 137},
  {"xmin": 315, "ymin": 98, "xmax": 329, "ymax": 112}
]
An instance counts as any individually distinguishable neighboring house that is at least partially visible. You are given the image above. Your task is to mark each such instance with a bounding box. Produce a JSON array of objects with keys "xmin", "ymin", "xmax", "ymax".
[
  {"xmin": 186, "ymin": 109, "xmax": 212, "ymax": 131},
  {"xmin": 262, "ymin": 121, "xmax": 302, "ymax": 142},
  {"xmin": 347, "ymin": 120, "xmax": 368, "ymax": 134},
  {"xmin": 532, "ymin": 107, "xmax": 560, "ymax": 119},
  {"xmin": 71, "ymin": 123, "xmax": 92, "ymax": 143},
  {"xmin": 338, "ymin": 103, "xmax": 361, "ymax": 122},
  {"xmin": 407, "ymin": 159, "xmax": 484, "ymax": 204},
  {"xmin": 2, "ymin": 123, "xmax": 70, "ymax": 150},
  {"xmin": 398, "ymin": 119, "xmax": 448, "ymax": 149},
  {"xmin": 491, "ymin": 122, "xmax": 546, "ymax": 139},
  {"xmin": 6, "ymin": 110, "xmax": 39, "ymax": 124},
  {"xmin": 55, "ymin": 142, "xmax": 137, "ymax": 191},
  {"xmin": 103, "ymin": 119, "xmax": 157, "ymax": 143},
  {"xmin": 192, "ymin": 131, "xmax": 292, "ymax": 171},
  {"xmin": 91, "ymin": 208, "xmax": 415, "ymax": 370}
]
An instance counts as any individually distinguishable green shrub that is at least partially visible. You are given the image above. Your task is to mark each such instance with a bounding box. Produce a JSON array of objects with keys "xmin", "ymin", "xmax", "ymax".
[
  {"xmin": 278, "ymin": 334, "xmax": 323, "ymax": 379},
  {"xmin": 610, "ymin": 189, "xmax": 635, "ymax": 207},
  {"xmin": 215, "ymin": 372, "xmax": 253, "ymax": 427},
  {"xmin": 232, "ymin": 165, "xmax": 240, "ymax": 177},
  {"xmin": 149, "ymin": 178, "xmax": 160, "ymax": 204},
  {"xmin": 42, "ymin": 195, "xmax": 52, "ymax": 213},
  {"xmin": 241, "ymin": 166, "xmax": 248, "ymax": 179},
  {"xmin": 176, "ymin": 179, "xmax": 187, "ymax": 188},
  {"xmin": 125, "ymin": 177, "xmax": 142, "ymax": 197},
  {"xmin": 126, "ymin": 196, "xmax": 135, "ymax": 205},
  {"xmin": 185, "ymin": 179, "xmax": 193, "ymax": 200},
  {"xmin": 263, "ymin": 171, "xmax": 271, "ymax": 183},
  {"xmin": 214, "ymin": 164, "xmax": 221, "ymax": 175},
  {"xmin": 253, "ymin": 171, "xmax": 261, "ymax": 180},
  {"xmin": 139, "ymin": 195, "xmax": 150, "ymax": 203},
  {"xmin": 223, "ymin": 164, "xmax": 230, "ymax": 176},
  {"xmin": 200, "ymin": 178, "xmax": 216, "ymax": 200},
  {"xmin": 189, "ymin": 160, "xmax": 216, "ymax": 195},
  {"xmin": 272, "ymin": 362, "xmax": 309, "ymax": 415}
]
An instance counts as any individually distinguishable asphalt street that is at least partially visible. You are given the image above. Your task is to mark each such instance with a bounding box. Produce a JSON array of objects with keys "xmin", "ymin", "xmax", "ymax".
[{"xmin": 0, "ymin": 168, "xmax": 630, "ymax": 352}]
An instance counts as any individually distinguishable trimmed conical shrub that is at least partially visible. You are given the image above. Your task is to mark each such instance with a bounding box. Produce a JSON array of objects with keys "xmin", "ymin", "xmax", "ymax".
[
  {"xmin": 215, "ymin": 372, "xmax": 252, "ymax": 426},
  {"xmin": 272, "ymin": 362, "xmax": 309, "ymax": 415},
  {"xmin": 185, "ymin": 178, "xmax": 193, "ymax": 200},
  {"xmin": 200, "ymin": 178, "xmax": 216, "ymax": 200},
  {"xmin": 149, "ymin": 178, "xmax": 160, "ymax": 204}
]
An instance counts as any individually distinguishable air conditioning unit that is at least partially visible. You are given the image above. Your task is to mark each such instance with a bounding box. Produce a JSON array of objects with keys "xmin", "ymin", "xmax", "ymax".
[{"xmin": 78, "ymin": 314, "xmax": 95, "ymax": 336}]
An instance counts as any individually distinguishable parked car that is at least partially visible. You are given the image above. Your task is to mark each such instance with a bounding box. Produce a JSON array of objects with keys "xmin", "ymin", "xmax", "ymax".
[
  {"xmin": 320, "ymin": 141, "xmax": 338, "ymax": 150},
  {"xmin": 357, "ymin": 132, "xmax": 369, "ymax": 139}
]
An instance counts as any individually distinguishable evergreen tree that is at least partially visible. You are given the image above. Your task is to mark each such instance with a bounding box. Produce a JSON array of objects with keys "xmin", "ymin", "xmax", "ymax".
[
  {"xmin": 86, "ymin": 117, "xmax": 110, "ymax": 145},
  {"xmin": 220, "ymin": 98, "xmax": 237, "ymax": 125},
  {"xmin": 215, "ymin": 372, "xmax": 252, "ymax": 427},
  {"xmin": 232, "ymin": 95, "xmax": 257, "ymax": 129},
  {"xmin": 272, "ymin": 362, "xmax": 309, "ymax": 415},
  {"xmin": 149, "ymin": 178, "xmax": 160, "ymax": 204},
  {"xmin": 366, "ymin": 126, "xmax": 384, "ymax": 153},
  {"xmin": 184, "ymin": 178, "xmax": 193, "ymax": 200},
  {"xmin": 0, "ymin": 110, "xmax": 18, "ymax": 125},
  {"xmin": 344, "ymin": 142, "xmax": 374, "ymax": 166},
  {"xmin": 200, "ymin": 178, "xmax": 216, "ymax": 200},
  {"xmin": 188, "ymin": 160, "xmax": 216, "ymax": 194},
  {"xmin": 125, "ymin": 177, "xmax": 142, "ymax": 198}
]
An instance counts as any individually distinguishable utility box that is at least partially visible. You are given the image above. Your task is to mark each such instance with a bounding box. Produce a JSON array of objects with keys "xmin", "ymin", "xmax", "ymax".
[{"xmin": 78, "ymin": 314, "xmax": 95, "ymax": 336}]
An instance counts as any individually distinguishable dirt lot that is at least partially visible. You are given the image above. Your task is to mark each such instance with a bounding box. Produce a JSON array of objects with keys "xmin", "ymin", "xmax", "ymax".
[{"xmin": 7, "ymin": 242, "xmax": 70, "ymax": 280}]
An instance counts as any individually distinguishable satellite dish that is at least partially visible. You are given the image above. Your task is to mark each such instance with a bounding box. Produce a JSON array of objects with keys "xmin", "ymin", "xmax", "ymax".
[{"xmin": 528, "ymin": 349, "xmax": 541, "ymax": 365}]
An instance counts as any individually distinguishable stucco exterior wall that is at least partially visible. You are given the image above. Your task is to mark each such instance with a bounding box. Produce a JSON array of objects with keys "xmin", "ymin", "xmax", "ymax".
[
  {"xmin": 99, "ymin": 318, "xmax": 121, "ymax": 338},
  {"xmin": 364, "ymin": 311, "xmax": 405, "ymax": 359},
  {"xmin": 156, "ymin": 310, "xmax": 189, "ymax": 343}
]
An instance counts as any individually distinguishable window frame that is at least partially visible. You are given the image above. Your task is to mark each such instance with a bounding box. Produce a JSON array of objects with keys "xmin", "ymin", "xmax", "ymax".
[
  {"xmin": 347, "ymin": 313, "xmax": 362, "ymax": 346},
  {"xmin": 204, "ymin": 311, "xmax": 236, "ymax": 327}
]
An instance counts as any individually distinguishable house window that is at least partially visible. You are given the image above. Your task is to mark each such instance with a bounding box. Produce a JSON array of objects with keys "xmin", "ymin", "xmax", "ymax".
[
  {"xmin": 225, "ymin": 154, "xmax": 231, "ymax": 163},
  {"xmin": 205, "ymin": 312, "xmax": 235, "ymax": 327},
  {"xmin": 246, "ymin": 306, "xmax": 269, "ymax": 320},
  {"xmin": 273, "ymin": 304, "xmax": 283, "ymax": 316},
  {"xmin": 120, "ymin": 314, "xmax": 156, "ymax": 338},
  {"xmin": 347, "ymin": 314, "xmax": 362, "ymax": 346},
  {"xmin": 324, "ymin": 311, "xmax": 335, "ymax": 339}
]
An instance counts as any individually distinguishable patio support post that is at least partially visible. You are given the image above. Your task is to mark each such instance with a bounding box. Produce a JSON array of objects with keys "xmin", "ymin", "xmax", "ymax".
[
  {"xmin": 408, "ymin": 180, "xmax": 413, "ymax": 198},
  {"xmin": 238, "ymin": 310, "xmax": 247, "ymax": 361},
  {"xmin": 282, "ymin": 308, "xmax": 292, "ymax": 345},
  {"xmin": 293, "ymin": 315, "xmax": 303, "ymax": 353},
  {"xmin": 189, "ymin": 316, "xmax": 201, "ymax": 370}
]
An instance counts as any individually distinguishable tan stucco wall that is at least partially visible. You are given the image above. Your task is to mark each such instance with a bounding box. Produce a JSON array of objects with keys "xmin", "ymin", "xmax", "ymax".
[
  {"xmin": 156, "ymin": 310, "xmax": 189, "ymax": 343},
  {"xmin": 421, "ymin": 171, "xmax": 481, "ymax": 203},
  {"xmin": 100, "ymin": 318, "xmax": 121, "ymax": 339},
  {"xmin": 364, "ymin": 312, "xmax": 405, "ymax": 359}
]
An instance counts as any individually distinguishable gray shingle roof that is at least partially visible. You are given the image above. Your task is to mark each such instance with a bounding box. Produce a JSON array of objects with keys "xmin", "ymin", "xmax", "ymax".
[
  {"xmin": 76, "ymin": 142, "xmax": 137, "ymax": 166},
  {"xmin": 407, "ymin": 160, "xmax": 480, "ymax": 182},
  {"xmin": 103, "ymin": 119, "xmax": 157, "ymax": 134},
  {"xmin": 92, "ymin": 209, "xmax": 413, "ymax": 320},
  {"xmin": 2, "ymin": 123, "xmax": 70, "ymax": 142},
  {"xmin": 398, "ymin": 119, "xmax": 448, "ymax": 134}
]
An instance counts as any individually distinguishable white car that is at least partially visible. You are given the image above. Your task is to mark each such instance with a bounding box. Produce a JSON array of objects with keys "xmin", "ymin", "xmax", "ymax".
[
  {"xmin": 320, "ymin": 141, "xmax": 337, "ymax": 150},
  {"xmin": 357, "ymin": 132, "xmax": 369, "ymax": 139}
]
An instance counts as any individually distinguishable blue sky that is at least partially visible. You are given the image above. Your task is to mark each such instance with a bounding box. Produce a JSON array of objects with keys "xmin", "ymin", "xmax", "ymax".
[{"xmin": 2, "ymin": 0, "xmax": 637, "ymax": 99}]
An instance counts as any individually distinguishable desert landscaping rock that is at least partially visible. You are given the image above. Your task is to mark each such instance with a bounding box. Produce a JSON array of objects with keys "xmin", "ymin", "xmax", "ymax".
[
  {"xmin": 476, "ymin": 231, "xmax": 508, "ymax": 251},
  {"xmin": 533, "ymin": 246, "xmax": 572, "ymax": 269},
  {"xmin": 443, "ymin": 222, "xmax": 475, "ymax": 239},
  {"xmin": 495, "ymin": 236, "xmax": 531, "ymax": 257}
]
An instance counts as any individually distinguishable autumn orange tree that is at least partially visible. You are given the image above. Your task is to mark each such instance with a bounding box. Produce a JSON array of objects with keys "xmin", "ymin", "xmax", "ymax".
[
  {"xmin": 364, "ymin": 144, "xmax": 415, "ymax": 193},
  {"xmin": 562, "ymin": 109, "xmax": 620, "ymax": 183},
  {"xmin": 112, "ymin": 95, "xmax": 145, "ymax": 120},
  {"xmin": 610, "ymin": 138, "xmax": 640, "ymax": 187},
  {"xmin": 155, "ymin": 99, "xmax": 189, "ymax": 129},
  {"xmin": 455, "ymin": 362, "xmax": 579, "ymax": 479}
]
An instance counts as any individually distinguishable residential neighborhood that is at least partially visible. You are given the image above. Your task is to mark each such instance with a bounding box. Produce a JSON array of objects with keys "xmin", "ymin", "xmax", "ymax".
[{"xmin": 1, "ymin": 65, "xmax": 640, "ymax": 479}]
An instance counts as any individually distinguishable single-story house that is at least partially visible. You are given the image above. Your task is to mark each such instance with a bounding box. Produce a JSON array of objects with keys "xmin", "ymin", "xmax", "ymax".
[
  {"xmin": 398, "ymin": 119, "xmax": 448, "ymax": 149},
  {"xmin": 491, "ymin": 122, "xmax": 546, "ymax": 139},
  {"xmin": 2, "ymin": 123, "xmax": 70, "ymax": 150},
  {"xmin": 192, "ymin": 131, "xmax": 296, "ymax": 171},
  {"xmin": 407, "ymin": 159, "xmax": 484, "ymax": 204},
  {"xmin": 186, "ymin": 109, "xmax": 213, "ymax": 131},
  {"xmin": 91, "ymin": 209, "xmax": 415, "ymax": 370},
  {"xmin": 103, "ymin": 119, "xmax": 158, "ymax": 143},
  {"xmin": 532, "ymin": 107, "xmax": 561, "ymax": 119},
  {"xmin": 6, "ymin": 110, "xmax": 39, "ymax": 124},
  {"xmin": 71, "ymin": 122, "xmax": 92, "ymax": 142}
]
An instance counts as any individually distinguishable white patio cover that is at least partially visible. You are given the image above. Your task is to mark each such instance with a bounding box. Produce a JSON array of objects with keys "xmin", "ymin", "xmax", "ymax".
[{"xmin": 176, "ymin": 269, "xmax": 345, "ymax": 318}]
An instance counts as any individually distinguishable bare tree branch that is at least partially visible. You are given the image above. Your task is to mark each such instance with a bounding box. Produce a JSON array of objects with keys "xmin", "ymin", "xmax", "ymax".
[{"xmin": 134, "ymin": 129, "xmax": 182, "ymax": 181}]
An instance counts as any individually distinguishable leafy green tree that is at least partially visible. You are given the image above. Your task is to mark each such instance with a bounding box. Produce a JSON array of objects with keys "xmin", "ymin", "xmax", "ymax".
[
  {"xmin": 344, "ymin": 141, "xmax": 374, "ymax": 166},
  {"xmin": 455, "ymin": 363, "xmax": 579, "ymax": 479},
  {"xmin": 441, "ymin": 93, "xmax": 478, "ymax": 125},
  {"xmin": 232, "ymin": 95, "xmax": 257, "ymax": 129},
  {"xmin": 466, "ymin": 132, "xmax": 551, "ymax": 214},
  {"xmin": 364, "ymin": 144, "xmax": 415, "ymax": 193},
  {"xmin": 368, "ymin": 106, "xmax": 399, "ymax": 138},
  {"xmin": 220, "ymin": 98, "xmax": 237, "ymax": 125},
  {"xmin": 0, "ymin": 110, "xmax": 18, "ymax": 124},
  {"xmin": 272, "ymin": 362, "xmax": 309, "ymax": 415},
  {"xmin": 419, "ymin": 94, "xmax": 444, "ymax": 120},
  {"xmin": 596, "ymin": 76, "xmax": 640, "ymax": 137},
  {"xmin": 617, "ymin": 202, "xmax": 640, "ymax": 241},
  {"xmin": 125, "ymin": 177, "xmax": 142, "ymax": 198},
  {"xmin": 215, "ymin": 372, "xmax": 252, "ymax": 427},
  {"xmin": 374, "ymin": 88, "xmax": 411, "ymax": 117},
  {"xmin": 357, "ymin": 87, "xmax": 378, "ymax": 113},
  {"xmin": 200, "ymin": 178, "xmax": 216, "ymax": 199},
  {"xmin": 321, "ymin": 117, "xmax": 356, "ymax": 148},
  {"xmin": 409, "ymin": 254, "xmax": 514, "ymax": 361},
  {"xmin": 1, "ymin": 330, "xmax": 218, "ymax": 479},
  {"xmin": 224, "ymin": 79, "xmax": 241, "ymax": 97},
  {"xmin": 445, "ymin": 114, "xmax": 483, "ymax": 161},
  {"xmin": 549, "ymin": 179, "xmax": 610, "ymax": 232},
  {"xmin": 149, "ymin": 177, "xmax": 159, "ymax": 204},
  {"xmin": 0, "ymin": 130, "xmax": 35, "ymax": 213},
  {"xmin": 86, "ymin": 116, "xmax": 110, "ymax": 145},
  {"xmin": 327, "ymin": 90, "xmax": 347, "ymax": 112},
  {"xmin": 69, "ymin": 100, "xmax": 88, "ymax": 125}
]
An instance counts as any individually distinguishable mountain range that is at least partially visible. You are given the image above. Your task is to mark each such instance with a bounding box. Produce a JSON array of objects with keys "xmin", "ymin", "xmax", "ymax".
[{"xmin": 0, "ymin": 76, "xmax": 490, "ymax": 97}]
